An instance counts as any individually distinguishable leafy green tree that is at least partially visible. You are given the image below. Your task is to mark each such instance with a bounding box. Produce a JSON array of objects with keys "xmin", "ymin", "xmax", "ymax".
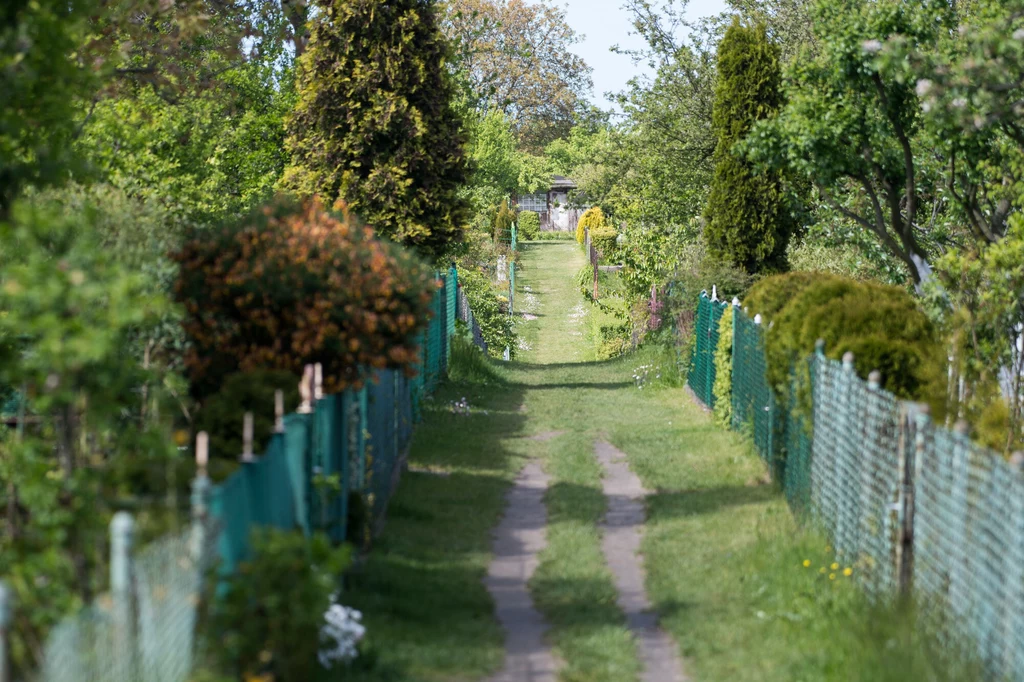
[
  {"xmin": 898, "ymin": 0, "xmax": 1024, "ymax": 245},
  {"xmin": 281, "ymin": 0, "xmax": 470, "ymax": 258},
  {"xmin": 744, "ymin": 0, "xmax": 956, "ymax": 287},
  {"xmin": 1, "ymin": 0, "xmax": 286, "ymax": 219},
  {"xmin": 78, "ymin": 57, "xmax": 295, "ymax": 228},
  {"xmin": 704, "ymin": 18, "xmax": 792, "ymax": 274},
  {"xmin": 0, "ymin": 197, "xmax": 179, "ymax": 676},
  {"xmin": 932, "ymin": 217, "xmax": 1024, "ymax": 453},
  {"xmin": 0, "ymin": 0, "xmax": 94, "ymax": 218},
  {"xmin": 441, "ymin": 0, "xmax": 593, "ymax": 151},
  {"xmin": 463, "ymin": 110, "xmax": 547, "ymax": 224}
]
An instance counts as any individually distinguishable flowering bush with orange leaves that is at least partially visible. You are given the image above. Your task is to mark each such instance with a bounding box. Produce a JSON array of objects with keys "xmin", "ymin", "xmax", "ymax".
[{"xmin": 173, "ymin": 196, "xmax": 435, "ymax": 398}]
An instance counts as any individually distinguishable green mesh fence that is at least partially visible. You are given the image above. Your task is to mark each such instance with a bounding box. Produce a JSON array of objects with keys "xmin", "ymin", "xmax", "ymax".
[
  {"xmin": 693, "ymin": 294, "xmax": 1024, "ymax": 680},
  {"xmin": 32, "ymin": 269, "xmax": 481, "ymax": 682},
  {"xmin": 729, "ymin": 309, "xmax": 776, "ymax": 468},
  {"xmin": 687, "ymin": 293, "xmax": 727, "ymax": 408},
  {"xmin": 446, "ymin": 268, "xmax": 457, "ymax": 365},
  {"xmin": 509, "ymin": 260, "xmax": 516, "ymax": 315}
]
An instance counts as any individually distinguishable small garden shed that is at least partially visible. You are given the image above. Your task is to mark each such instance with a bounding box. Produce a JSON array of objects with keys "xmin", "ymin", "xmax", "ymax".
[{"xmin": 515, "ymin": 175, "xmax": 584, "ymax": 232}]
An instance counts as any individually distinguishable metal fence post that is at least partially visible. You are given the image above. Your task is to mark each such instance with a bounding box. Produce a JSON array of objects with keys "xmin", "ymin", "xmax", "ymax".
[
  {"xmin": 900, "ymin": 405, "xmax": 928, "ymax": 597},
  {"xmin": 110, "ymin": 511, "xmax": 139, "ymax": 680},
  {"xmin": 0, "ymin": 581, "xmax": 12, "ymax": 682}
]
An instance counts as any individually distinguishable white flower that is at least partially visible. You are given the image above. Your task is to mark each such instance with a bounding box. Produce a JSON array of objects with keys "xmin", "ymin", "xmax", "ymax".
[
  {"xmin": 914, "ymin": 79, "xmax": 932, "ymax": 97},
  {"xmin": 1014, "ymin": 28, "xmax": 1024, "ymax": 41},
  {"xmin": 319, "ymin": 603, "xmax": 366, "ymax": 668},
  {"xmin": 861, "ymin": 39, "xmax": 883, "ymax": 54},
  {"xmin": 952, "ymin": 97, "xmax": 968, "ymax": 109}
]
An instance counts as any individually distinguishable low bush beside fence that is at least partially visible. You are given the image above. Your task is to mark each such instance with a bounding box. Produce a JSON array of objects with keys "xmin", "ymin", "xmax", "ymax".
[{"xmin": 689, "ymin": 290, "xmax": 1024, "ymax": 681}]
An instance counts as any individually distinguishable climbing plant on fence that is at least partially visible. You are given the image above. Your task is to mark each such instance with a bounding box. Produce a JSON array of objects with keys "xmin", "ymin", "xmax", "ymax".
[{"xmin": 692, "ymin": 294, "xmax": 1024, "ymax": 681}]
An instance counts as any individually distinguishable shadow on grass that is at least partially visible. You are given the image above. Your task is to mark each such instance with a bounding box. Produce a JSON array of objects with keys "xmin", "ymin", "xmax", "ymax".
[
  {"xmin": 646, "ymin": 485, "xmax": 778, "ymax": 518},
  {"xmin": 340, "ymin": 370, "xmax": 530, "ymax": 681}
]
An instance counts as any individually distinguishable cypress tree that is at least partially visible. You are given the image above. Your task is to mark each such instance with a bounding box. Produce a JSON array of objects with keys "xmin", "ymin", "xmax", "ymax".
[
  {"xmin": 704, "ymin": 19, "xmax": 792, "ymax": 274},
  {"xmin": 493, "ymin": 198, "xmax": 514, "ymax": 244},
  {"xmin": 281, "ymin": 0, "xmax": 470, "ymax": 257}
]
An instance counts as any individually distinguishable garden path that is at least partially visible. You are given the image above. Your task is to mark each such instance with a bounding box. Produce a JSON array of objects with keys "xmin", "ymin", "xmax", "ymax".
[
  {"xmin": 346, "ymin": 241, "xmax": 756, "ymax": 682},
  {"xmin": 482, "ymin": 241, "xmax": 687, "ymax": 681}
]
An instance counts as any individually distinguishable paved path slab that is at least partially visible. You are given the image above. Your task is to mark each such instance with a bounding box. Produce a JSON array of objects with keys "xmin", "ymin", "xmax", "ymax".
[
  {"xmin": 484, "ymin": 460, "xmax": 559, "ymax": 682},
  {"xmin": 596, "ymin": 441, "xmax": 688, "ymax": 682}
]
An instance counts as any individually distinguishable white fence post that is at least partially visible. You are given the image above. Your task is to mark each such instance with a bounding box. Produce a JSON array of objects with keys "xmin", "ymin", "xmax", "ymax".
[
  {"xmin": 110, "ymin": 511, "xmax": 139, "ymax": 680},
  {"xmin": 0, "ymin": 581, "xmax": 12, "ymax": 682}
]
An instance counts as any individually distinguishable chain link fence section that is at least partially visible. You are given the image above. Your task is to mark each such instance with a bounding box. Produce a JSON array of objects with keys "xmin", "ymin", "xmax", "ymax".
[
  {"xmin": 42, "ymin": 514, "xmax": 218, "ymax": 682},
  {"xmin": 693, "ymin": 293, "xmax": 1024, "ymax": 680},
  {"xmin": 913, "ymin": 423, "xmax": 1024, "ymax": 678},
  {"xmin": 457, "ymin": 284, "xmax": 488, "ymax": 354}
]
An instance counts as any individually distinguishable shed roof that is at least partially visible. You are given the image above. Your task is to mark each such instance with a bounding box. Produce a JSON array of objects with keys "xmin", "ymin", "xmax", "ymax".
[{"xmin": 550, "ymin": 175, "xmax": 578, "ymax": 190}]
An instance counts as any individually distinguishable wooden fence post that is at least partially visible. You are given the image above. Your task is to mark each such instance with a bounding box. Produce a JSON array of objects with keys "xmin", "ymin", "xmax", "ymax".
[
  {"xmin": 0, "ymin": 581, "xmax": 12, "ymax": 682},
  {"xmin": 190, "ymin": 433, "xmax": 212, "ymax": 565}
]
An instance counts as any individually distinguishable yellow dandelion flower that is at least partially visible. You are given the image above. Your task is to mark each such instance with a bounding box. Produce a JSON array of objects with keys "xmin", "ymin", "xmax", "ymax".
[
  {"xmin": 819, "ymin": 567, "xmax": 827, "ymax": 574},
  {"xmin": 802, "ymin": 559, "xmax": 811, "ymax": 568},
  {"xmin": 830, "ymin": 562, "xmax": 839, "ymax": 570},
  {"xmin": 843, "ymin": 567, "xmax": 853, "ymax": 577},
  {"xmin": 829, "ymin": 573, "xmax": 836, "ymax": 580}
]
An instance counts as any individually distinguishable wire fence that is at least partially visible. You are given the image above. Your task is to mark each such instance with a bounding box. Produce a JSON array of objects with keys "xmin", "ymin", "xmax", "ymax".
[
  {"xmin": 691, "ymin": 292, "xmax": 1024, "ymax": 680},
  {"xmin": 7, "ymin": 268, "xmax": 475, "ymax": 682}
]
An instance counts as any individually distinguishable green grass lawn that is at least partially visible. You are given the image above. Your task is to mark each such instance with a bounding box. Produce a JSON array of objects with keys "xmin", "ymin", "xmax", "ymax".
[{"xmin": 342, "ymin": 241, "xmax": 977, "ymax": 682}]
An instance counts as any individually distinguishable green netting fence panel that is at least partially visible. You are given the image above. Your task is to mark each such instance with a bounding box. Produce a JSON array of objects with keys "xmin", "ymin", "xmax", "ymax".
[
  {"xmin": 509, "ymin": 260, "xmax": 516, "ymax": 315},
  {"xmin": 366, "ymin": 370, "xmax": 403, "ymax": 530},
  {"xmin": 730, "ymin": 310, "xmax": 776, "ymax": 469},
  {"xmin": 687, "ymin": 293, "xmax": 726, "ymax": 408},
  {"xmin": 446, "ymin": 268, "xmax": 457, "ymax": 365},
  {"xmin": 423, "ymin": 276, "xmax": 446, "ymax": 393}
]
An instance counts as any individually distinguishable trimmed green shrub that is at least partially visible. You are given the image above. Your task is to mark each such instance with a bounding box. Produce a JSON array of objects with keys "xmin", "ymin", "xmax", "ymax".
[
  {"xmin": 518, "ymin": 210, "xmax": 540, "ymax": 240},
  {"xmin": 591, "ymin": 225, "xmax": 618, "ymax": 259},
  {"xmin": 713, "ymin": 306, "xmax": 734, "ymax": 427},
  {"xmin": 576, "ymin": 206, "xmax": 605, "ymax": 244},
  {"xmin": 751, "ymin": 274, "xmax": 946, "ymax": 411},
  {"xmin": 196, "ymin": 370, "xmax": 301, "ymax": 462},
  {"xmin": 743, "ymin": 271, "xmax": 840, "ymax": 322}
]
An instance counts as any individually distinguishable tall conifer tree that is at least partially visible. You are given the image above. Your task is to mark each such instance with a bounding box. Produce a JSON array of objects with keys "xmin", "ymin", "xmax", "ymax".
[
  {"xmin": 281, "ymin": 0, "xmax": 470, "ymax": 257},
  {"xmin": 704, "ymin": 19, "xmax": 792, "ymax": 274}
]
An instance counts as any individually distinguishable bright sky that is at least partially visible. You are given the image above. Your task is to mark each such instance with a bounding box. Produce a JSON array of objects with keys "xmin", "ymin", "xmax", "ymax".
[{"xmin": 560, "ymin": 0, "xmax": 729, "ymax": 111}]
